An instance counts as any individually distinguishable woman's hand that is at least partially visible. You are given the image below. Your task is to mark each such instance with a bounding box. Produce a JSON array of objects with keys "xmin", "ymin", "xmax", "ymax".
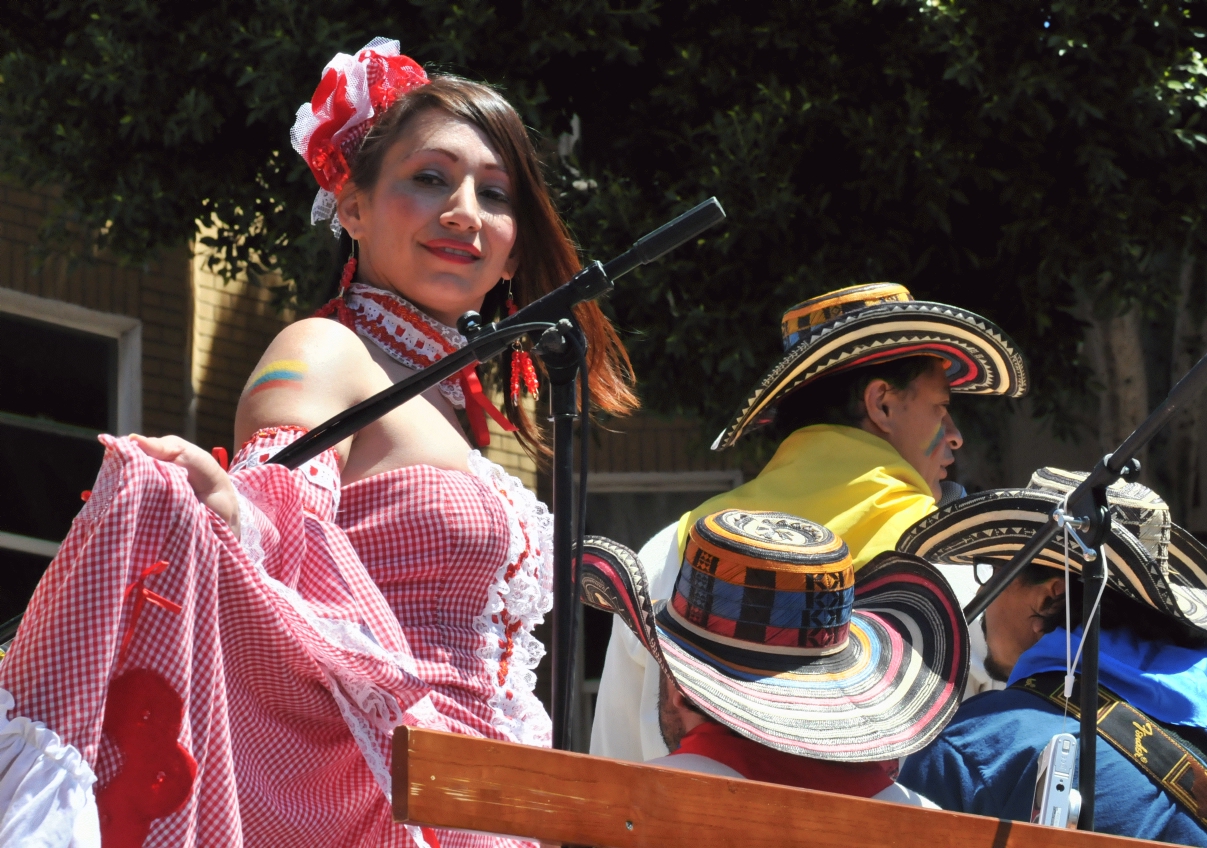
[{"xmin": 130, "ymin": 435, "xmax": 241, "ymax": 538}]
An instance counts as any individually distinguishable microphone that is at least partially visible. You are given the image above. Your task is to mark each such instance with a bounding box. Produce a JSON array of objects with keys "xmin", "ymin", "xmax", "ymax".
[
  {"xmin": 602, "ymin": 196, "xmax": 726, "ymax": 279},
  {"xmin": 493, "ymin": 197, "xmax": 726, "ymax": 337}
]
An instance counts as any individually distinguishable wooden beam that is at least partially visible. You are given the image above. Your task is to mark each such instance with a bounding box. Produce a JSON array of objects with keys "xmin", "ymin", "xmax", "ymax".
[{"xmin": 393, "ymin": 728, "xmax": 1161, "ymax": 848}]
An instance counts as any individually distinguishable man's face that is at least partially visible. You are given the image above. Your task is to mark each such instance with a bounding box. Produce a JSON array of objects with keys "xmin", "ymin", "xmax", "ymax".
[
  {"xmin": 864, "ymin": 361, "xmax": 963, "ymax": 499},
  {"xmin": 657, "ymin": 672, "xmax": 688, "ymax": 751},
  {"xmin": 979, "ymin": 569, "xmax": 1064, "ymax": 681}
]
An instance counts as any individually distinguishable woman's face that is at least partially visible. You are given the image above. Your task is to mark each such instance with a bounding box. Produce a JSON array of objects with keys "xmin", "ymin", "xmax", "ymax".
[{"xmin": 338, "ymin": 108, "xmax": 519, "ymax": 325}]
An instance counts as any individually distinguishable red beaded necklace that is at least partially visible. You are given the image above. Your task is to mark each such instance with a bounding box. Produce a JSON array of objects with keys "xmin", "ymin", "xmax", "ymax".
[{"xmin": 316, "ymin": 264, "xmax": 518, "ymax": 447}]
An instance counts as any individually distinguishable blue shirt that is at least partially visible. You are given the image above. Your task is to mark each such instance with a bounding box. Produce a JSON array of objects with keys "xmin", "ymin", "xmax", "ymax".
[
  {"xmin": 1011, "ymin": 627, "xmax": 1207, "ymax": 728},
  {"xmin": 899, "ymin": 688, "xmax": 1207, "ymax": 845}
]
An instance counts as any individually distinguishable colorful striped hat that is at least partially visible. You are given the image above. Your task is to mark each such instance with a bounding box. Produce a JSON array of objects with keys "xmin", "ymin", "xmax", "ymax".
[
  {"xmin": 895, "ymin": 481, "xmax": 1207, "ymax": 632},
  {"xmin": 579, "ymin": 509, "xmax": 968, "ymax": 761},
  {"xmin": 712, "ymin": 283, "xmax": 1028, "ymax": 449}
]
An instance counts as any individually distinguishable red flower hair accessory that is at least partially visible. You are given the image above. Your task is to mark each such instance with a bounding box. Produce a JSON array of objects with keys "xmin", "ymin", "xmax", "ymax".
[{"xmin": 291, "ymin": 37, "xmax": 428, "ymax": 234}]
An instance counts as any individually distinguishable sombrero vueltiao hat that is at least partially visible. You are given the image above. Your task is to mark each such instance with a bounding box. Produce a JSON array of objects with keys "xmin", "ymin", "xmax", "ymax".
[
  {"xmin": 712, "ymin": 283, "xmax": 1029, "ymax": 449},
  {"xmin": 1027, "ymin": 467, "xmax": 1171, "ymax": 569},
  {"xmin": 895, "ymin": 470, "xmax": 1207, "ymax": 631},
  {"xmin": 579, "ymin": 509, "xmax": 968, "ymax": 761},
  {"xmin": 1168, "ymin": 525, "xmax": 1207, "ymax": 627}
]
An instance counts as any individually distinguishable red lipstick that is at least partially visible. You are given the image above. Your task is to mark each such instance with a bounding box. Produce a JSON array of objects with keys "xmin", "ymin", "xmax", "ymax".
[{"xmin": 423, "ymin": 239, "xmax": 481, "ymax": 264}]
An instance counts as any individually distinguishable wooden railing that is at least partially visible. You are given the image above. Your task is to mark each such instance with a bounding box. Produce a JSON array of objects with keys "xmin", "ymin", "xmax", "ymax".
[{"xmin": 392, "ymin": 728, "xmax": 1161, "ymax": 847}]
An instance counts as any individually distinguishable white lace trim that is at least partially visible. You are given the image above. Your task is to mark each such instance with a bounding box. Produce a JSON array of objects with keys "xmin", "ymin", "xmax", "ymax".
[
  {"xmin": 345, "ymin": 283, "xmax": 468, "ymax": 409},
  {"xmin": 466, "ymin": 451, "xmax": 554, "ymax": 747},
  {"xmin": 234, "ymin": 488, "xmax": 421, "ymax": 799},
  {"xmin": 230, "ymin": 443, "xmax": 340, "ymax": 512},
  {"xmin": 311, "ymin": 188, "xmax": 342, "ymax": 235}
]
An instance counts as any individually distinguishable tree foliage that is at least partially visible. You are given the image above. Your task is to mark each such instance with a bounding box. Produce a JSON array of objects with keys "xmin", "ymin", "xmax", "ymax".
[{"xmin": 5, "ymin": 0, "xmax": 1207, "ymax": 442}]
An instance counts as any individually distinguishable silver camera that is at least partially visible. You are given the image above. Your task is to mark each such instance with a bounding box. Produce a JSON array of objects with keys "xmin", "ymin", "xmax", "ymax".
[{"xmin": 1032, "ymin": 733, "xmax": 1082, "ymax": 829}]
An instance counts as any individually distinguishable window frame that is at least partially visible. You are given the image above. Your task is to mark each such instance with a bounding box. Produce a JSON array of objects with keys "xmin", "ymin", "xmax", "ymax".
[{"xmin": 0, "ymin": 287, "xmax": 142, "ymax": 558}]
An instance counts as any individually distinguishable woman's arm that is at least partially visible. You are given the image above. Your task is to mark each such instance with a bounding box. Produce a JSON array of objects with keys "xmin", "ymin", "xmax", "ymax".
[
  {"xmin": 233, "ymin": 317, "xmax": 373, "ymax": 463},
  {"xmin": 129, "ymin": 318, "xmax": 372, "ymax": 534}
]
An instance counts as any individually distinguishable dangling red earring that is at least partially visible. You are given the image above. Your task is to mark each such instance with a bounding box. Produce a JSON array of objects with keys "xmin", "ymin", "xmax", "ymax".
[{"xmin": 507, "ymin": 281, "xmax": 539, "ymax": 404}]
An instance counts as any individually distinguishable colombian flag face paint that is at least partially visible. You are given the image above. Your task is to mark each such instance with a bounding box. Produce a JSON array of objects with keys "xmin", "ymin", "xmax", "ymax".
[
  {"xmin": 923, "ymin": 421, "xmax": 946, "ymax": 457},
  {"xmin": 246, "ymin": 360, "xmax": 308, "ymax": 396}
]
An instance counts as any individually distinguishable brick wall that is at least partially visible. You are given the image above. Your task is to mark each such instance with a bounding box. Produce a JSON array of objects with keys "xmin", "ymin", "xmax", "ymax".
[
  {"xmin": 189, "ymin": 244, "xmax": 290, "ymax": 452},
  {"xmin": 0, "ymin": 181, "xmax": 192, "ymax": 436},
  {"xmin": 482, "ymin": 396, "xmax": 539, "ymax": 490}
]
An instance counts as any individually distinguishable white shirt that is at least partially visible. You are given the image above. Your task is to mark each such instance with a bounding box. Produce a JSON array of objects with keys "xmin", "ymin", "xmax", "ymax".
[{"xmin": 589, "ymin": 522, "xmax": 680, "ymax": 762}]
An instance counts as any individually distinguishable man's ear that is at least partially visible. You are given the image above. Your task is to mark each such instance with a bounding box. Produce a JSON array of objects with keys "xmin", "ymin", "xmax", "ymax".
[
  {"xmin": 336, "ymin": 184, "xmax": 366, "ymax": 241},
  {"xmin": 862, "ymin": 379, "xmax": 893, "ymax": 434},
  {"xmin": 1031, "ymin": 576, "xmax": 1066, "ymax": 634},
  {"xmin": 668, "ymin": 685, "xmax": 692, "ymax": 712}
]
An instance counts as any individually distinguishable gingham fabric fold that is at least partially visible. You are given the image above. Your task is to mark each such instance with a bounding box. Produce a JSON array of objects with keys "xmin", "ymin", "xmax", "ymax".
[{"xmin": 0, "ymin": 436, "xmax": 531, "ymax": 846}]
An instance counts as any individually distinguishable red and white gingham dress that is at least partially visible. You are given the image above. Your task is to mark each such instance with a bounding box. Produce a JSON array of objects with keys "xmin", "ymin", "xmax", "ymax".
[{"xmin": 0, "ymin": 426, "xmax": 552, "ymax": 847}]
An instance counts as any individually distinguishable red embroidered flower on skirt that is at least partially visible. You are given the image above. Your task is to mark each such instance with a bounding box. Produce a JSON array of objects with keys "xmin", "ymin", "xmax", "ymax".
[{"xmin": 97, "ymin": 669, "xmax": 197, "ymax": 848}]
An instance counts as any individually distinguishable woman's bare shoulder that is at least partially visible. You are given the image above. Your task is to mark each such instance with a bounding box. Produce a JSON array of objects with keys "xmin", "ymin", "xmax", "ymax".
[
  {"xmin": 233, "ymin": 317, "xmax": 373, "ymax": 448},
  {"xmin": 265, "ymin": 316, "xmax": 364, "ymax": 357}
]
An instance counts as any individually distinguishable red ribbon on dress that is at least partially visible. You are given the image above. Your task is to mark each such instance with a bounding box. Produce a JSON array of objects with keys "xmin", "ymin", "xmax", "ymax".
[
  {"xmin": 118, "ymin": 560, "xmax": 183, "ymax": 666},
  {"xmin": 459, "ymin": 365, "xmax": 516, "ymax": 448}
]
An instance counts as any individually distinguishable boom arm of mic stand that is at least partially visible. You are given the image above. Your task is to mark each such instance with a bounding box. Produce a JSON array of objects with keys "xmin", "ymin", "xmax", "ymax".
[
  {"xmin": 963, "ymin": 345, "xmax": 1207, "ymax": 623},
  {"xmin": 602, "ymin": 196, "xmax": 726, "ymax": 279}
]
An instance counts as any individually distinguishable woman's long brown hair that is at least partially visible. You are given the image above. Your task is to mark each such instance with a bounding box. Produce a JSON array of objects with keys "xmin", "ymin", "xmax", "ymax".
[{"xmin": 345, "ymin": 75, "xmax": 638, "ymax": 460}]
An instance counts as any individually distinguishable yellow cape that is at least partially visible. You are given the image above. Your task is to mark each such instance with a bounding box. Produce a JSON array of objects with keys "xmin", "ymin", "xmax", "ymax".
[{"xmin": 677, "ymin": 424, "xmax": 936, "ymax": 569}]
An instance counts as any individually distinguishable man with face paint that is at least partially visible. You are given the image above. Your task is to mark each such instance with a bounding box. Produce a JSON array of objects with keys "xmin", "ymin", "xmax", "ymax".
[{"xmin": 591, "ymin": 284, "xmax": 1030, "ymax": 762}]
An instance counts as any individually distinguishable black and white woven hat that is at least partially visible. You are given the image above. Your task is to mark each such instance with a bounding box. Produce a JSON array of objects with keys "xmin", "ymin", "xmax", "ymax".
[
  {"xmin": 712, "ymin": 283, "xmax": 1029, "ymax": 450},
  {"xmin": 1026, "ymin": 467, "xmax": 1171, "ymax": 568},
  {"xmin": 896, "ymin": 473, "xmax": 1207, "ymax": 631},
  {"xmin": 1167, "ymin": 524, "xmax": 1207, "ymax": 628}
]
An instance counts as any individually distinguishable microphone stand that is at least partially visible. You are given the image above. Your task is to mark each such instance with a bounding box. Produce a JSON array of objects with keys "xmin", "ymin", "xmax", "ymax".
[
  {"xmin": 537, "ymin": 318, "xmax": 589, "ymax": 752},
  {"xmin": 963, "ymin": 346, "xmax": 1207, "ymax": 830},
  {"xmin": 270, "ymin": 197, "xmax": 727, "ymax": 751}
]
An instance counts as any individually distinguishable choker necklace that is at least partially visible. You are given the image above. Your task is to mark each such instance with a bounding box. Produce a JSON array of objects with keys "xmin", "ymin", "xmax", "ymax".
[{"xmin": 316, "ymin": 282, "xmax": 514, "ymax": 446}]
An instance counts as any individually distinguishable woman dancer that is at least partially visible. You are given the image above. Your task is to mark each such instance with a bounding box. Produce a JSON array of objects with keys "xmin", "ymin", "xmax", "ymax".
[{"xmin": 0, "ymin": 38, "xmax": 634, "ymax": 848}]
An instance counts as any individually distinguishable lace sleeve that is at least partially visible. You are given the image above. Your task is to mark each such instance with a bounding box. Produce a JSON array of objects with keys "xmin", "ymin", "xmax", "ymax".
[{"xmin": 229, "ymin": 426, "xmax": 341, "ymax": 520}]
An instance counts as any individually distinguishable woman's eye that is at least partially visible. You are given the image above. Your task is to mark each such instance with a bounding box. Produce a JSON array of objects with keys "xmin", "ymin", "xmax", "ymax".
[
  {"xmin": 481, "ymin": 187, "xmax": 511, "ymax": 204},
  {"xmin": 413, "ymin": 172, "xmax": 445, "ymax": 186}
]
